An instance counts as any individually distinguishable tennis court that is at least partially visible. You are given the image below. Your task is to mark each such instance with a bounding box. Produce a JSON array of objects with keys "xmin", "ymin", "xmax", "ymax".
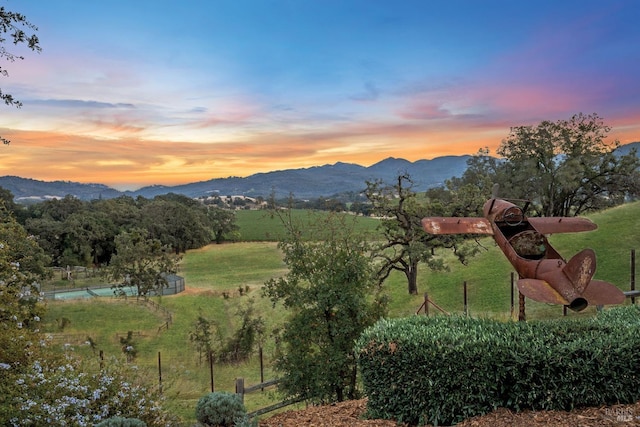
[{"xmin": 46, "ymin": 286, "xmax": 138, "ymax": 300}]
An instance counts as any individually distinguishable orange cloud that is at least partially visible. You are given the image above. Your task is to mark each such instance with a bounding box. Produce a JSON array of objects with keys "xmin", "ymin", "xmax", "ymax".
[
  {"xmin": 0, "ymin": 121, "xmax": 500, "ymax": 190},
  {"xmin": 1, "ymin": 105, "xmax": 637, "ymax": 192}
]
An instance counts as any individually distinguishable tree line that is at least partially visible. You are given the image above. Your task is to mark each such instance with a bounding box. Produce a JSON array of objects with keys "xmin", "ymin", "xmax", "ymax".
[{"xmin": 2, "ymin": 192, "xmax": 239, "ymax": 268}]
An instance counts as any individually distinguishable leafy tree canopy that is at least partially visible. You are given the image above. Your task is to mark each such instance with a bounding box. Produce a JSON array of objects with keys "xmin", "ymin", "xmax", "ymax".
[
  {"xmin": 263, "ymin": 207, "xmax": 387, "ymax": 403},
  {"xmin": 496, "ymin": 113, "xmax": 639, "ymax": 216},
  {"xmin": 20, "ymin": 193, "xmax": 236, "ymax": 267},
  {"xmin": 108, "ymin": 228, "xmax": 181, "ymax": 299},
  {"xmin": 366, "ymin": 174, "xmax": 481, "ymax": 294},
  {"xmin": 1, "ymin": 5, "xmax": 41, "ymax": 144}
]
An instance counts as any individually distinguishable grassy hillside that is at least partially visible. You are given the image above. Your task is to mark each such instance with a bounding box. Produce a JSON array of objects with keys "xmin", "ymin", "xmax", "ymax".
[
  {"xmin": 43, "ymin": 243, "xmax": 290, "ymax": 423},
  {"xmin": 235, "ymin": 209, "xmax": 379, "ymax": 241},
  {"xmin": 41, "ymin": 201, "xmax": 640, "ymax": 424}
]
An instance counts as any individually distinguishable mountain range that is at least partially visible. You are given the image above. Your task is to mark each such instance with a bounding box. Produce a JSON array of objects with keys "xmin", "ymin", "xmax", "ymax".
[
  {"xmin": 2, "ymin": 141, "xmax": 638, "ymax": 203},
  {"xmin": 1, "ymin": 155, "xmax": 472, "ymax": 203}
]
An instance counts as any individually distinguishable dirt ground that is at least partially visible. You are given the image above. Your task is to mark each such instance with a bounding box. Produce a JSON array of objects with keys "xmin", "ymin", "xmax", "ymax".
[{"xmin": 259, "ymin": 398, "xmax": 640, "ymax": 426}]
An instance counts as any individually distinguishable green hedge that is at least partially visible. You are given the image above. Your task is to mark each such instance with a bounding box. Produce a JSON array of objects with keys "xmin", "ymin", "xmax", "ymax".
[{"xmin": 355, "ymin": 306, "xmax": 640, "ymax": 426}]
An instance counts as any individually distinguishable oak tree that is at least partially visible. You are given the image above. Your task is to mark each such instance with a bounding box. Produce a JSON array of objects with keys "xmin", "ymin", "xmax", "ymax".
[
  {"xmin": 497, "ymin": 113, "xmax": 639, "ymax": 216},
  {"xmin": 109, "ymin": 228, "xmax": 181, "ymax": 299},
  {"xmin": 207, "ymin": 207, "xmax": 239, "ymax": 244}
]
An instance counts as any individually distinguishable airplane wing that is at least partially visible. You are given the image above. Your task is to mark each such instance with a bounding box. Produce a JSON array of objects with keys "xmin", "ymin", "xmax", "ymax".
[
  {"xmin": 527, "ymin": 217, "xmax": 597, "ymax": 234},
  {"xmin": 421, "ymin": 217, "xmax": 493, "ymax": 235}
]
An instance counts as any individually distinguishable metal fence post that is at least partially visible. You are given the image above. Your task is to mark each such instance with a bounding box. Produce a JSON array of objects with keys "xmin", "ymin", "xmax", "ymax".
[
  {"xmin": 210, "ymin": 350, "xmax": 215, "ymax": 392},
  {"xmin": 631, "ymin": 249, "xmax": 636, "ymax": 305}
]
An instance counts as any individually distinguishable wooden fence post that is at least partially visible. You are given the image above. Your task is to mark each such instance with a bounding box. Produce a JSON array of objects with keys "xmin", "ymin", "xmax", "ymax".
[
  {"xmin": 235, "ymin": 378, "xmax": 245, "ymax": 403},
  {"xmin": 424, "ymin": 292, "xmax": 429, "ymax": 316},
  {"xmin": 518, "ymin": 273, "xmax": 526, "ymax": 322}
]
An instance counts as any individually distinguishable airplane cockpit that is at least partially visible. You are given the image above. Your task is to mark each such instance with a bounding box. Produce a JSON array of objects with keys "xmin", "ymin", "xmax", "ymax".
[
  {"xmin": 494, "ymin": 205, "xmax": 548, "ymax": 260},
  {"xmin": 508, "ymin": 230, "xmax": 547, "ymax": 260}
]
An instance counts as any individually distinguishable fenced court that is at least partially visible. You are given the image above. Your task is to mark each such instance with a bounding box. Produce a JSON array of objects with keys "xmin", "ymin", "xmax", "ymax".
[
  {"xmin": 43, "ymin": 274, "xmax": 185, "ymax": 300},
  {"xmin": 44, "ymin": 285, "xmax": 137, "ymax": 300}
]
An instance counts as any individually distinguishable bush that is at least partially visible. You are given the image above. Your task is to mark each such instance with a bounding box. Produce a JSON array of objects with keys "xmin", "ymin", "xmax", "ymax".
[
  {"xmin": 95, "ymin": 417, "xmax": 147, "ymax": 427},
  {"xmin": 356, "ymin": 306, "xmax": 640, "ymax": 426},
  {"xmin": 195, "ymin": 392, "xmax": 248, "ymax": 427},
  {"xmin": 5, "ymin": 356, "xmax": 175, "ymax": 426}
]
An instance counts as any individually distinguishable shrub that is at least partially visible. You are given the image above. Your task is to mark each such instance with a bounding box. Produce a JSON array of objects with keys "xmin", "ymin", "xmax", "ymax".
[
  {"xmin": 95, "ymin": 417, "xmax": 147, "ymax": 427},
  {"xmin": 5, "ymin": 356, "xmax": 175, "ymax": 426},
  {"xmin": 356, "ymin": 306, "xmax": 640, "ymax": 426},
  {"xmin": 195, "ymin": 392, "xmax": 248, "ymax": 427},
  {"xmin": 217, "ymin": 298, "xmax": 264, "ymax": 364}
]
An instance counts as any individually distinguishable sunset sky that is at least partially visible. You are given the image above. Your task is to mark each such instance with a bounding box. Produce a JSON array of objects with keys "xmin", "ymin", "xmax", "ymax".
[{"xmin": 1, "ymin": 0, "xmax": 639, "ymax": 190}]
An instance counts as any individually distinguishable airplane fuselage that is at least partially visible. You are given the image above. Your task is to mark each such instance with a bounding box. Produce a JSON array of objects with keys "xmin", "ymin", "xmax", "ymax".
[{"xmin": 484, "ymin": 198, "xmax": 588, "ymax": 309}]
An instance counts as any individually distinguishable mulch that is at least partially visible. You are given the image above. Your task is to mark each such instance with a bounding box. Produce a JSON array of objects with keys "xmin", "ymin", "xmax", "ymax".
[{"xmin": 258, "ymin": 398, "xmax": 640, "ymax": 426}]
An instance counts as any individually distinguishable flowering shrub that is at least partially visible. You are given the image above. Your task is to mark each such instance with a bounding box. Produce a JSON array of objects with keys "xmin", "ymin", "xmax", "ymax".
[
  {"xmin": 0, "ymin": 206, "xmax": 55, "ymax": 422},
  {"xmin": 119, "ymin": 331, "xmax": 138, "ymax": 362},
  {"xmin": 0, "ymin": 211, "xmax": 176, "ymax": 426},
  {"xmin": 4, "ymin": 356, "xmax": 175, "ymax": 426},
  {"xmin": 95, "ymin": 416, "xmax": 147, "ymax": 426},
  {"xmin": 0, "ymin": 206, "xmax": 49, "ymax": 333}
]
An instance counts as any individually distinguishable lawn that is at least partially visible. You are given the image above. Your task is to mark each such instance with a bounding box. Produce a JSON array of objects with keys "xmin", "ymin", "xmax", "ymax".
[{"xmin": 235, "ymin": 209, "xmax": 379, "ymax": 241}]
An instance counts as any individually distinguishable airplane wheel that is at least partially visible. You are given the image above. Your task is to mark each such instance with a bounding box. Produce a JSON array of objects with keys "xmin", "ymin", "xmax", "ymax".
[{"xmin": 504, "ymin": 206, "xmax": 524, "ymax": 226}]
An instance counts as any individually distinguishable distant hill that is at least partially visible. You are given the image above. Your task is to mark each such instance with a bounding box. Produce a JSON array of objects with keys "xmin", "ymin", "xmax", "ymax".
[
  {"xmin": 614, "ymin": 141, "xmax": 639, "ymax": 156},
  {"xmin": 1, "ymin": 155, "xmax": 473, "ymax": 203},
  {"xmin": 2, "ymin": 142, "xmax": 637, "ymax": 203},
  {"xmin": 0, "ymin": 176, "xmax": 122, "ymax": 202}
]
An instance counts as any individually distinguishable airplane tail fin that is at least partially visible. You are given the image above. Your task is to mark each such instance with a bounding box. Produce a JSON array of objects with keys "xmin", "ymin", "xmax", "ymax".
[
  {"xmin": 518, "ymin": 249, "xmax": 625, "ymax": 311},
  {"xmin": 563, "ymin": 249, "xmax": 625, "ymax": 307},
  {"xmin": 562, "ymin": 249, "xmax": 596, "ymax": 294}
]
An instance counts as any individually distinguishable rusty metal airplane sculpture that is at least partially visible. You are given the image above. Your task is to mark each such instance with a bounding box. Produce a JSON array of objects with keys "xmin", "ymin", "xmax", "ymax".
[{"xmin": 421, "ymin": 190, "xmax": 625, "ymax": 312}]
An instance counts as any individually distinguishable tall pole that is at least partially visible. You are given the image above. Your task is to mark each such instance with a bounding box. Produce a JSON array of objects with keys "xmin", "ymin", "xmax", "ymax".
[
  {"xmin": 209, "ymin": 350, "xmax": 215, "ymax": 392},
  {"xmin": 158, "ymin": 351, "xmax": 162, "ymax": 394},
  {"xmin": 510, "ymin": 272, "xmax": 515, "ymax": 319},
  {"xmin": 463, "ymin": 281, "xmax": 468, "ymax": 316},
  {"xmin": 259, "ymin": 346, "xmax": 264, "ymax": 391},
  {"xmin": 631, "ymin": 249, "xmax": 636, "ymax": 305}
]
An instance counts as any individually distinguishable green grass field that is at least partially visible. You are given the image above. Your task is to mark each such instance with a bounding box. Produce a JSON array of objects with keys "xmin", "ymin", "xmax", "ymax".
[
  {"xmin": 41, "ymin": 201, "xmax": 640, "ymax": 424},
  {"xmin": 235, "ymin": 209, "xmax": 379, "ymax": 241}
]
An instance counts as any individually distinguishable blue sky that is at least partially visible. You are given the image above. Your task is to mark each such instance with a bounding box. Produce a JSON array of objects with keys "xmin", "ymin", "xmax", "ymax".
[{"xmin": 1, "ymin": 0, "xmax": 639, "ymax": 190}]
